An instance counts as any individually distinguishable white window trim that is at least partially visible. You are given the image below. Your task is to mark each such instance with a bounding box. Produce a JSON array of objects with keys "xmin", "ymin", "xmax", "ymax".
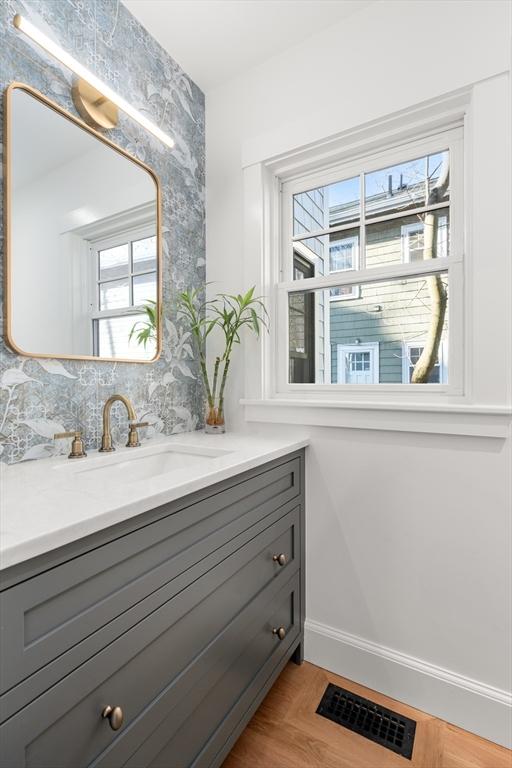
[
  {"xmin": 72, "ymin": 203, "xmax": 156, "ymax": 315},
  {"xmin": 337, "ymin": 342, "xmax": 380, "ymax": 384},
  {"xmin": 90, "ymin": 223, "xmax": 157, "ymax": 357},
  {"xmin": 276, "ymin": 128, "xmax": 463, "ymax": 397},
  {"xmin": 90, "ymin": 222, "xmax": 157, "ymax": 318},
  {"xmin": 238, "ymin": 84, "xmax": 512, "ymax": 436},
  {"xmin": 280, "ymin": 133, "xmax": 458, "ymax": 281},
  {"xmin": 70, "ymin": 205, "xmax": 157, "ymax": 357}
]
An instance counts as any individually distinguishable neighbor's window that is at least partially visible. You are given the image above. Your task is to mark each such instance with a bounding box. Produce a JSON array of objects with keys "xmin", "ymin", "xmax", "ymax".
[
  {"xmin": 281, "ymin": 129, "xmax": 462, "ymax": 388},
  {"xmin": 90, "ymin": 229, "xmax": 157, "ymax": 359},
  {"xmin": 403, "ymin": 340, "xmax": 447, "ymax": 384}
]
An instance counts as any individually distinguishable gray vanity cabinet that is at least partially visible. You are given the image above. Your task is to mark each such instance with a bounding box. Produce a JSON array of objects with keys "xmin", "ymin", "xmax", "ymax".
[{"xmin": 0, "ymin": 450, "xmax": 305, "ymax": 768}]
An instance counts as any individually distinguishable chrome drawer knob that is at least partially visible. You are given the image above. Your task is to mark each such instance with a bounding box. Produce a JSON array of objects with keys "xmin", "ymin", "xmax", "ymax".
[
  {"xmin": 272, "ymin": 626, "xmax": 286, "ymax": 640},
  {"xmin": 273, "ymin": 553, "xmax": 287, "ymax": 567},
  {"xmin": 102, "ymin": 705, "xmax": 124, "ymax": 731}
]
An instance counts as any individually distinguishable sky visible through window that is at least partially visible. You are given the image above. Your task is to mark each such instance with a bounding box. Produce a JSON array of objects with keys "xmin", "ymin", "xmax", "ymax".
[{"xmin": 296, "ymin": 151, "xmax": 448, "ymax": 225}]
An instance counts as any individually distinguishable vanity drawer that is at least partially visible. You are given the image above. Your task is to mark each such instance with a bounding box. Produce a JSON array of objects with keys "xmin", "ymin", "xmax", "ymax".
[
  {"xmin": 0, "ymin": 511, "xmax": 300, "ymax": 767},
  {"xmin": 128, "ymin": 575, "xmax": 300, "ymax": 768},
  {"xmin": 0, "ymin": 456, "xmax": 301, "ymax": 701}
]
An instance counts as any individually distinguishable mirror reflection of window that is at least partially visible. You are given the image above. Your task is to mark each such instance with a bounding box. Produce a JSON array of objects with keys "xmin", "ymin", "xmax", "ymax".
[{"xmin": 90, "ymin": 227, "xmax": 157, "ymax": 359}]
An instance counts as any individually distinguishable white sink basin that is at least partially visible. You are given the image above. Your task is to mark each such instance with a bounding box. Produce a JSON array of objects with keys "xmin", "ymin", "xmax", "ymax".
[{"xmin": 55, "ymin": 442, "xmax": 231, "ymax": 484}]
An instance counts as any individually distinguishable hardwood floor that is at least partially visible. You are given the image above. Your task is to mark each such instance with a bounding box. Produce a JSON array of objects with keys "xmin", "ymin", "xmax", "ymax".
[{"xmin": 222, "ymin": 662, "xmax": 512, "ymax": 768}]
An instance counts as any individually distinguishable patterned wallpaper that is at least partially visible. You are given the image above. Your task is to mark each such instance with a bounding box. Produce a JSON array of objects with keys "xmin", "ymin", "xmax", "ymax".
[{"xmin": 0, "ymin": 0, "xmax": 205, "ymax": 463}]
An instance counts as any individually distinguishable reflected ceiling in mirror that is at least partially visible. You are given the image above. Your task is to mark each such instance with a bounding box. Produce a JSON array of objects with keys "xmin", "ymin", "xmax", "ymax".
[{"xmin": 5, "ymin": 83, "xmax": 161, "ymax": 362}]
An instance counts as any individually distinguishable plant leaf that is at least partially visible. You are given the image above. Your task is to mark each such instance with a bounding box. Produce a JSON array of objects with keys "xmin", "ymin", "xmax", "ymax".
[
  {"xmin": 21, "ymin": 444, "xmax": 56, "ymax": 461},
  {"xmin": 37, "ymin": 359, "xmax": 77, "ymax": 379},
  {"xmin": 148, "ymin": 381, "xmax": 161, "ymax": 398},
  {"xmin": 20, "ymin": 419, "xmax": 65, "ymax": 438},
  {"xmin": 176, "ymin": 362, "xmax": 195, "ymax": 378},
  {"xmin": 1, "ymin": 369, "xmax": 38, "ymax": 388}
]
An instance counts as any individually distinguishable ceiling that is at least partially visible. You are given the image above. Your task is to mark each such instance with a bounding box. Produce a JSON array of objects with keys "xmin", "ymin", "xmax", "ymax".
[{"xmin": 123, "ymin": 0, "xmax": 374, "ymax": 92}]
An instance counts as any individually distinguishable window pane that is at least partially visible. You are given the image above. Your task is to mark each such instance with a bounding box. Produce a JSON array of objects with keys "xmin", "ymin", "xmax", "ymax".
[
  {"xmin": 365, "ymin": 151, "xmax": 449, "ymax": 219},
  {"xmin": 288, "ymin": 273, "xmax": 449, "ymax": 384},
  {"xmin": 99, "ymin": 277, "xmax": 129, "ymax": 310},
  {"xmin": 133, "ymin": 236, "xmax": 157, "ymax": 274},
  {"xmin": 293, "ymin": 227, "xmax": 359, "ymax": 278},
  {"xmin": 292, "ymin": 235, "xmax": 326, "ymax": 275},
  {"xmin": 293, "ymin": 189, "xmax": 326, "ymax": 237},
  {"xmin": 289, "ymin": 290, "xmax": 315, "ymax": 383},
  {"xmin": 133, "ymin": 272, "xmax": 157, "ymax": 305},
  {"xmin": 99, "ymin": 244, "xmax": 129, "ymax": 281},
  {"xmin": 366, "ymin": 209, "xmax": 449, "ymax": 268},
  {"xmin": 407, "ymin": 345, "xmax": 441, "ymax": 384},
  {"xmin": 327, "ymin": 177, "xmax": 360, "ymax": 226},
  {"xmin": 365, "ymin": 156, "xmax": 425, "ymax": 218},
  {"xmin": 427, "ymin": 151, "xmax": 450, "ymax": 204},
  {"xmin": 95, "ymin": 314, "xmax": 156, "ymax": 360},
  {"xmin": 293, "ymin": 176, "xmax": 359, "ymax": 236}
]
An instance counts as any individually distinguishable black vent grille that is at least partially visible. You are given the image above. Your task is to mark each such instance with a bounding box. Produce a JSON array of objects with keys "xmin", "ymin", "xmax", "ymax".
[{"xmin": 316, "ymin": 683, "xmax": 416, "ymax": 760}]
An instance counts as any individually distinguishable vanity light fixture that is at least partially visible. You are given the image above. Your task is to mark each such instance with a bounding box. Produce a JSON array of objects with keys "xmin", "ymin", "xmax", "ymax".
[{"xmin": 12, "ymin": 14, "xmax": 175, "ymax": 148}]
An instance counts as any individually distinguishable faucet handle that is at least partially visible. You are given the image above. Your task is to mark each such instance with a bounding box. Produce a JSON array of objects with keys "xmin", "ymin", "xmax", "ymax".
[
  {"xmin": 126, "ymin": 421, "xmax": 148, "ymax": 448},
  {"xmin": 54, "ymin": 430, "xmax": 87, "ymax": 459}
]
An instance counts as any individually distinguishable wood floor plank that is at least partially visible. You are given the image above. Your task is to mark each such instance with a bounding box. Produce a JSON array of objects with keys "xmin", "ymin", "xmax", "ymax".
[
  {"xmin": 442, "ymin": 724, "xmax": 512, "ymax": 768},
  {"xmin": 222, "ymin": 662, "xmax": 512, "ymax": 768}
]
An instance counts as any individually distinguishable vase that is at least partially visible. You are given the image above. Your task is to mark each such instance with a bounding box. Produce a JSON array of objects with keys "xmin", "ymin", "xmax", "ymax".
[{"xmin": 205, "ymin": 402, "xmax": 226, "ymax": 434}]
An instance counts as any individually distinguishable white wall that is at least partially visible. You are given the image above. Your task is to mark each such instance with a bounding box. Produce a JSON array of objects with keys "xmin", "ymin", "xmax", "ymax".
[
  {"xmin": 206, "ymin": 0, "xmax": 512, "ymax": 748},
  {"xmin": 12, "ymin": 143, "xmax": 155, "ymax": 356}
]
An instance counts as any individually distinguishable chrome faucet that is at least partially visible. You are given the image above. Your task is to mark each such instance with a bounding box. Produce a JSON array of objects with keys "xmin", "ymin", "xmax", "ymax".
[{"xmin": 99, "ymin": 394, "xmax": 148, "ymax": 452}]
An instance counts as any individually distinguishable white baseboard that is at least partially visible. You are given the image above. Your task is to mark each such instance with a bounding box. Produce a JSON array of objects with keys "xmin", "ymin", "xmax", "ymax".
[{"xmin": 305, "ymin": 618, "xmax": 512, "ymax": 749}]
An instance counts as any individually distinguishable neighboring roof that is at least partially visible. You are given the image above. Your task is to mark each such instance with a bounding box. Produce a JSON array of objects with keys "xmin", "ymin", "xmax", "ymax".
[{"xmin": 330, "ymin": 182, "xmax": 448, "ymax": 228}]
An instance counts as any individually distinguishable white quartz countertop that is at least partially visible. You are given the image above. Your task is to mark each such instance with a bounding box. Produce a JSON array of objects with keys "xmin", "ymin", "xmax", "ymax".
[{"xmin": 0, "ymin": 432, "xmax": 308, "ymax": 571}]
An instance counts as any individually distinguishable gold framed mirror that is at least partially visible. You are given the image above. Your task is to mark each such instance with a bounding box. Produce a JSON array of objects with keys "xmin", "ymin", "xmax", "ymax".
[{"xmin": 3, "ymin": 82, "xmax": 162, "ymax": 363}]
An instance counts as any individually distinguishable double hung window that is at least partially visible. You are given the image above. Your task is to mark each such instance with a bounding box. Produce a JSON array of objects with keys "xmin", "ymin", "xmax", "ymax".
[
  {"xmin": 279, "ymin": 129, "xmax": 463, "ymax": 391},
  {"xmin": 90, "ymin": 227, "xmax": 157, "ymax": 359}
]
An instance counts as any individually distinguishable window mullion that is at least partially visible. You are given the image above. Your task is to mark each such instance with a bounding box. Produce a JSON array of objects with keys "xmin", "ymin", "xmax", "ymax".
[
  {"xmin": 91, "ymin": 307, "xmax": 142, "ymax": 320},
  {"xmin": 291, "ymin": 200, "xmax": 450, "ymax": 242},
  {"xmin": 359, "ymin": 172, "xmax": 366, "ymax": 270},
  {"xmin": 97, "ymin": 275, "xmax": 130, "ymax": 286},
  {"xmin": 129, "ymin": 241, "xmax": 134, "ymax": 307},
  {"xmin": 292, "ymin": 218, "xmax": 360, "ymax": 241},
  {"xmin": 424, "ymin": 155, "xmax": 429, "ymax": 204},
  {"xmin": 281, "ymin": 256, "xmax": 450, "ymax": 293},
  {"xmin": 363, "ymin": 201, "xmax": 449, "ymax": 226}
]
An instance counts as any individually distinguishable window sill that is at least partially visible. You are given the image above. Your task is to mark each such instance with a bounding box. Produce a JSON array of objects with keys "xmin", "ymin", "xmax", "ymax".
[{"xmin": 240, "ymin": 399, "xmax": 512, "ymax": 438}]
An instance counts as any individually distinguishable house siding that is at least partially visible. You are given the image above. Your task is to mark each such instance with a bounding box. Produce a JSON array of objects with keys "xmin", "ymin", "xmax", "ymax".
[
  {"xmin": 291, "ymin": 176, "xmax": 449, "ymax": 385},
  {"xmin": 329, "ymin": 220, "xmax": 448, "ymax": 383}
]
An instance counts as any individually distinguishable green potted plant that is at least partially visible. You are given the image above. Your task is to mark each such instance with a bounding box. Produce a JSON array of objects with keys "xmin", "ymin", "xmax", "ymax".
[
  {"xmin": 129, "ymin": 300, "xmax": 157, "ymax": 349},
  {"xmin": 178, "ymin": 286, "xmax": 268, "ymax": 433}
]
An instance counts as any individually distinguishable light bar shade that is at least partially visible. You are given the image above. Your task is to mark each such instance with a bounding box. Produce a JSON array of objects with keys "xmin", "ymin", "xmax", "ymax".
[{"xmin": 13, "ymin": 14, "xmax": 175, "ymax": 148}]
